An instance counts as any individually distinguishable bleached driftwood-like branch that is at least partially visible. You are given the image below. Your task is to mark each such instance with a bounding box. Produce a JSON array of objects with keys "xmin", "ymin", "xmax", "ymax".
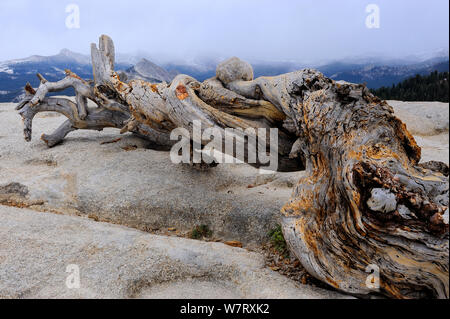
[{"xmin": 15, "ymin": 35, "xmax": 449, "ymax": 298}]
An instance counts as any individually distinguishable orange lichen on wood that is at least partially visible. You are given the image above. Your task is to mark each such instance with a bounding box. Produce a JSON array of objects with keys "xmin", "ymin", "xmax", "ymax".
[
  {"xmin": 40, "ymin": 134, "xmax": 49, "ymax": 145},
  {"xmin": 150, "ymin": 84, "xmax": 159, "ymax": 93},
  {"xmin": 25, "ymin": 83, "xmax": 36, "ymax": 95},
  {"xmin": 111, "ymin": 73, "xmax": 131, "ymax": 94},
  {"xmin": 0, "ymin": 196, "xmax": 45, "ymax": 209},
  {"xmin": 65, "ymin": 69, "xmax": 88, "ymax": 85},
  {"xmin": 364, "ymin": 144, "xmax": 402, "ymax": 162},
  {"xmin": 281, "ymin": 196, "xmax": 315, "ymax": 216},
  {"xmin": 176, "ymin": 84, "xmax": 189, "ymax": 100},
  {"xmin": 326, "ymin": 277, "xmax": 340, "ymax": 289},
  {"xmin": 391, "ymin": 116, "xmax": 421, "ymax": 164},
  {"xmin": 224, "ymin": 241, "xmax": 243, "ymax": 248},
  {"xmin": 116, "ymin": 81, "xmax": 129, "ymax": 93},
  {"xmin": 293, "ymin": 219, "xmax": 323, "ymax": 260}
]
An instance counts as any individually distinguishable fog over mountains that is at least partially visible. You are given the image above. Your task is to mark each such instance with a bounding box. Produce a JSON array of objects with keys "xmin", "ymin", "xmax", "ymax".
[{"xmin": 0, "ymin": 48, "xmax": 448, "ymax": 102}]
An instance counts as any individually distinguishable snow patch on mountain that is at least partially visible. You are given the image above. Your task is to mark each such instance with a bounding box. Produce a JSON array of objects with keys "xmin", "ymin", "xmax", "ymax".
[{"xmin": 0, "ymin": 64, "xmax": 14, "ymax": 74}]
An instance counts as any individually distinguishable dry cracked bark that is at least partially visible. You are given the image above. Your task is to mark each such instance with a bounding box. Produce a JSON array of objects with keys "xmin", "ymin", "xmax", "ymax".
[{"xmin": 16, "ymin": 35, "xmax": 449, "ymax": 298}]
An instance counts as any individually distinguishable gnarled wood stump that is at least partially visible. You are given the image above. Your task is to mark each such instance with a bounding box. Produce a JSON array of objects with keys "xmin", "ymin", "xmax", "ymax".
[{"xmin": 16, "ymin": 35, "xmax": 449, "ymax": 298}]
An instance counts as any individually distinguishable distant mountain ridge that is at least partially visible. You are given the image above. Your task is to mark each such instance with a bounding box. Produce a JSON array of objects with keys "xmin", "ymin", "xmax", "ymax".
[
  {"xmin": 121, "ymin": 59, "xmax": 178, "ymax": 83},
  {"xmin": 1, "ymin": 48, "xmax": 91, "ymax": 67},
  {"xmin": 318, "ymin": 56, "xmax": 449, "ymax": 89},
  {"xmin": 1, "ymin": 48, "xmax": 448, "ymax": 102},
  {"xmin": 160, "ymin": 55, "xmax": 449, "ymax": 88}
]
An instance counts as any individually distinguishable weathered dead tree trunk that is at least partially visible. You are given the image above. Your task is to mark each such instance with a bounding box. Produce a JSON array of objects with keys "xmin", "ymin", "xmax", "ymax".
[{"xmin": 16, "ymin": 35, "xmax": 448, "ymax": 298}]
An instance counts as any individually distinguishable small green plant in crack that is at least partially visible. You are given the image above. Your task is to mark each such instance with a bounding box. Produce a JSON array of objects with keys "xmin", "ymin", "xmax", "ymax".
[
  {"xmin": 268, "ymin": 225, "xmax": 289, "ymax": 257},
  {"xmin": 190, "ymin": 224, "xmax": 213, "ymax": 240}
]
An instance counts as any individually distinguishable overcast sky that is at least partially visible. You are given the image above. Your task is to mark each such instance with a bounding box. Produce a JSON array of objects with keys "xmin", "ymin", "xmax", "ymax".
[{"xmin": 0, "ymin": 0, "xmax": 448, "ymax": 63}]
